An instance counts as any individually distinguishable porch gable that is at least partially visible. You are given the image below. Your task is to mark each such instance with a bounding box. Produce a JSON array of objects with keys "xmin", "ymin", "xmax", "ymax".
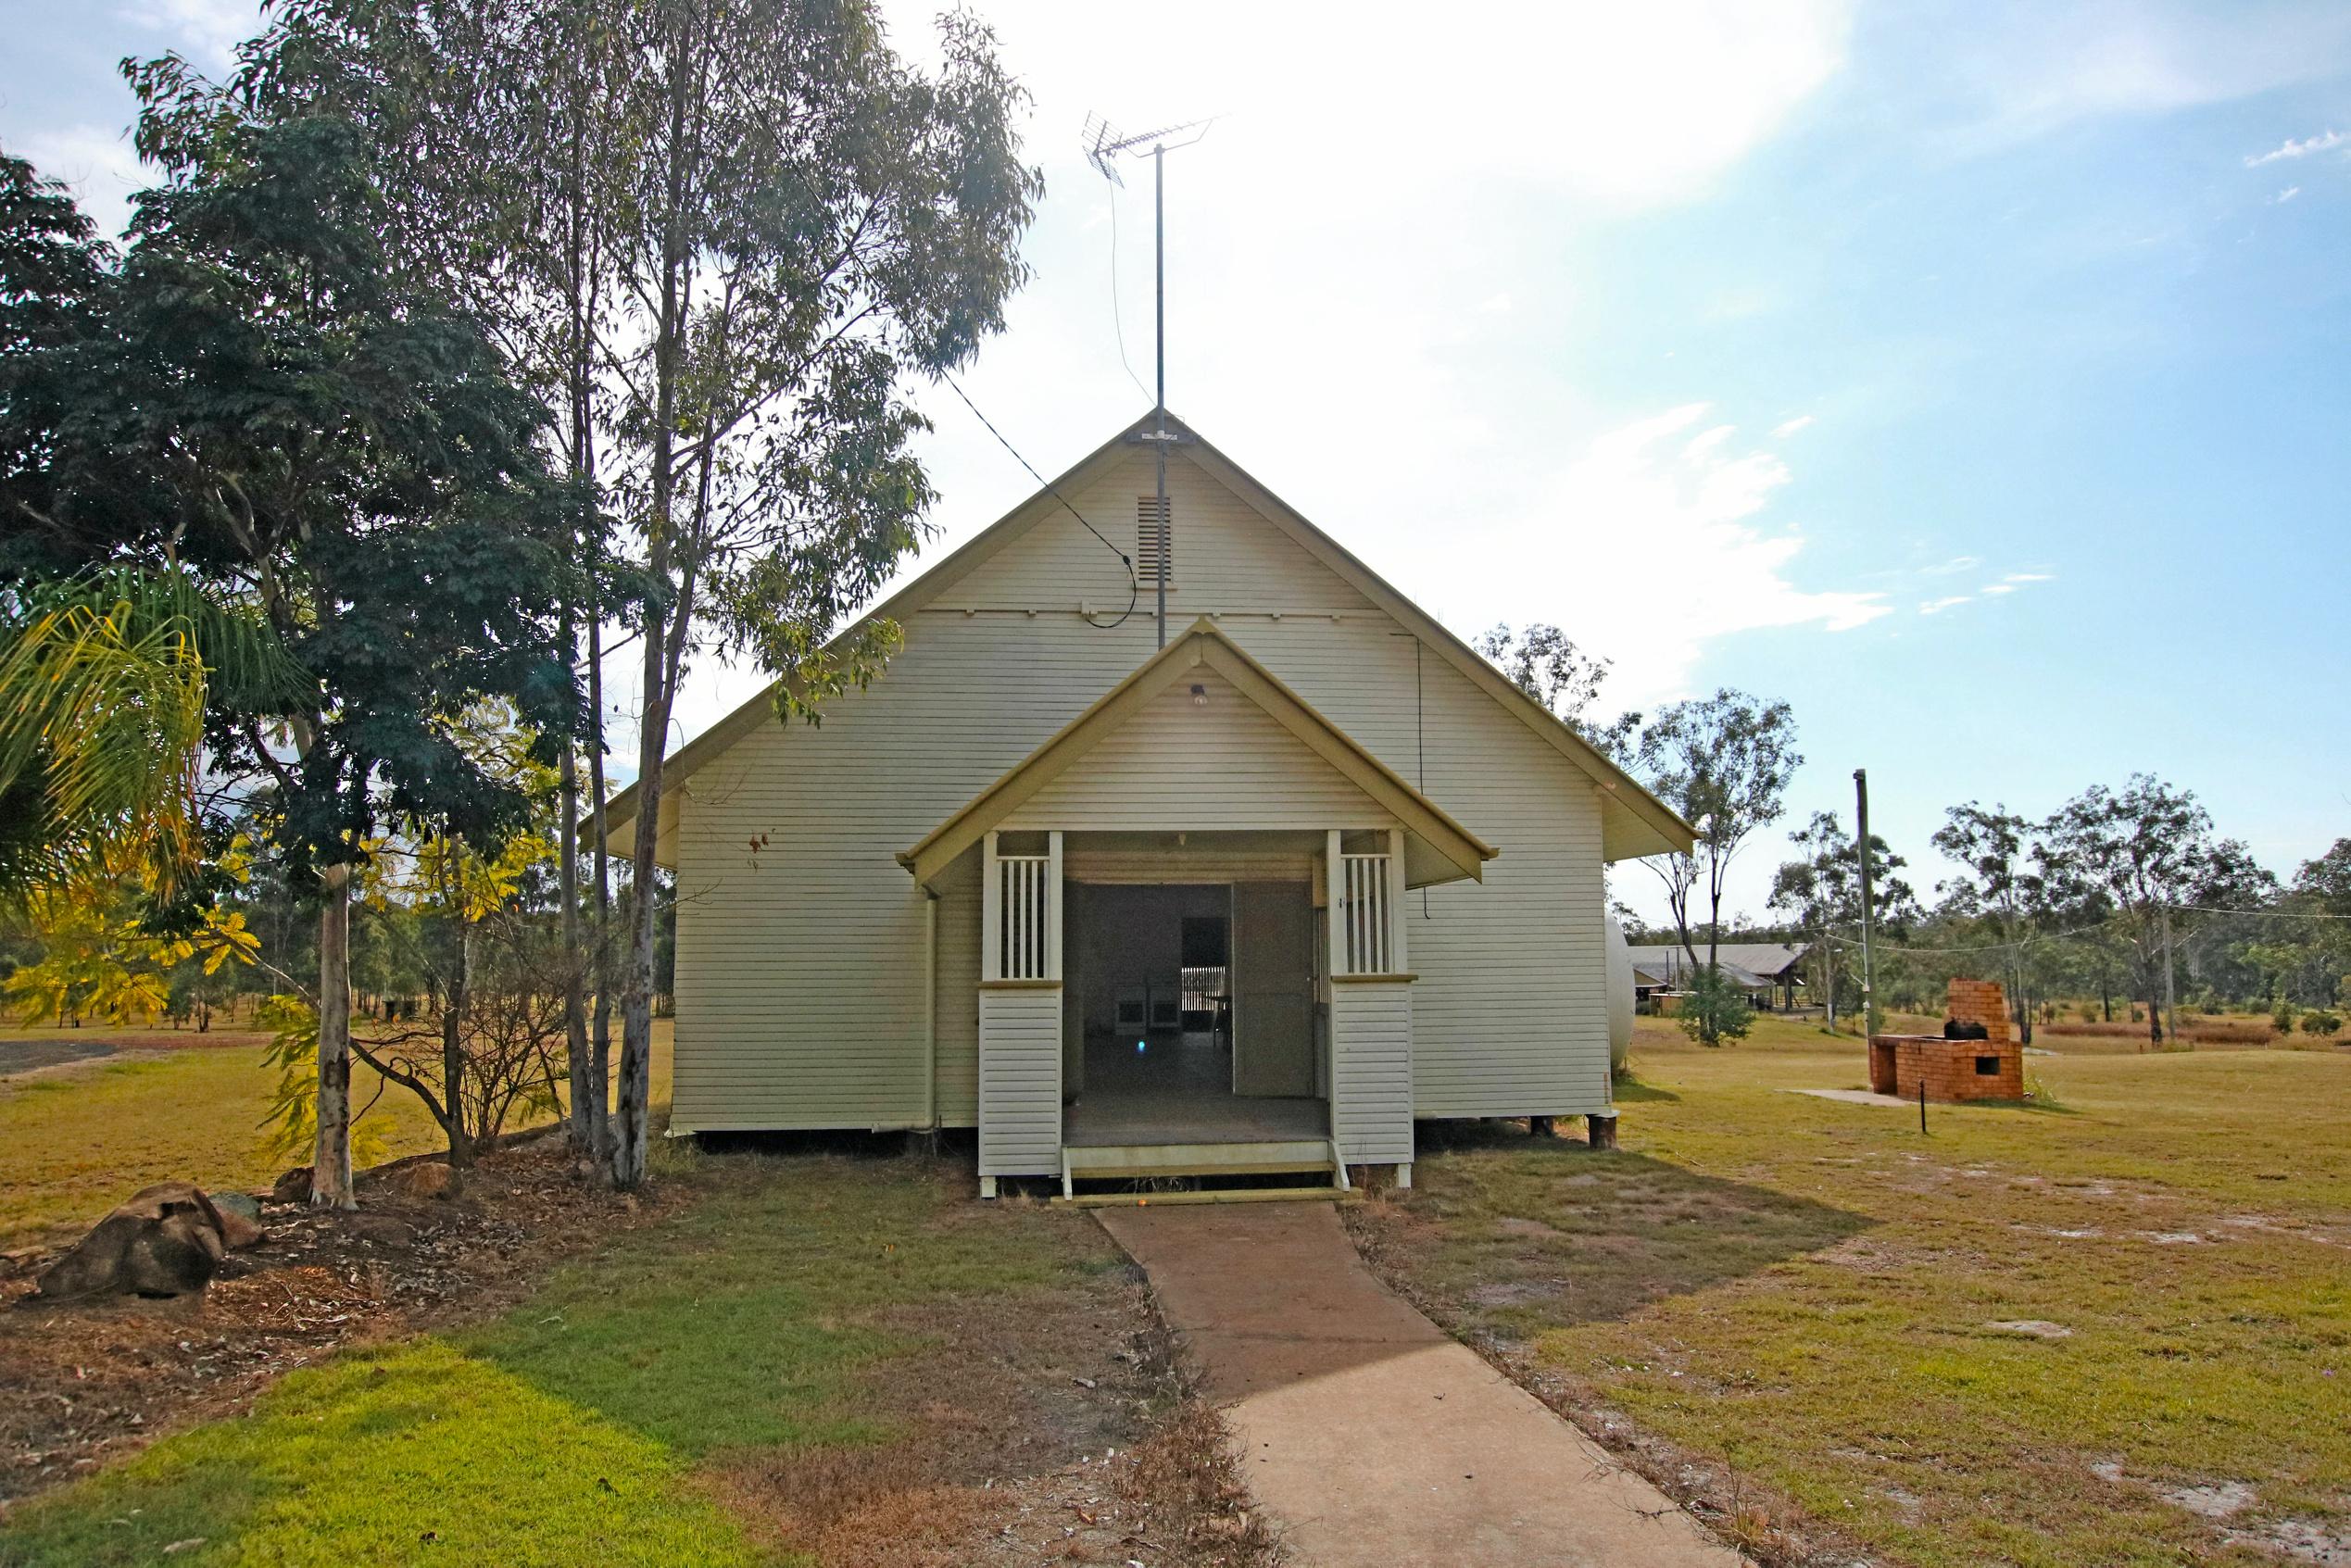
[{"xmin": 900, "ymin": 619, "xmax": 1497, "ymax": 888}]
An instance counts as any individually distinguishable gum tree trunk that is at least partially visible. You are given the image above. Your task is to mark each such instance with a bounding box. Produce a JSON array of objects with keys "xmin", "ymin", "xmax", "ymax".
[{"xmin": 311, "ymin": 864, "xmax": 357, "ymax": 1209}]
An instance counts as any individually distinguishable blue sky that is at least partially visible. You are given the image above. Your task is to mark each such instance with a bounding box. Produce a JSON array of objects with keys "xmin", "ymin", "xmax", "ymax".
[{"xmin": 5, "ymin": 0, "xmax": 2347, "ymax": 925}]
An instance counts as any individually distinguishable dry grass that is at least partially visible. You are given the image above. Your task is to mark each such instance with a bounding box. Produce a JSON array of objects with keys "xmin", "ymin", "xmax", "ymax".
[
  {"xmin": 1349, "ymin": 1015, "xmax": 2351, "ymax": 1568},
  {"xmin": 0, "ymin": 1022, "xmax": 675, "ymax": 1249}
]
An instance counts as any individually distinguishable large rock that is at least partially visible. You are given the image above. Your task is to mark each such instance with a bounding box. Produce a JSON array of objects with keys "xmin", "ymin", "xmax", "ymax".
[
  {"xmin": 36, "ymin": 1183, "xmax": 236, "ymax": 1300},
  {"xmin": 270, "ymin": 1167, "xmax": 313, "ymax": 1205},
  {"xmin": 209, "ymin": 1191, "xmax": 266, "ymax": 1248},
  {"xmin": 385, "ymin": 1161, "xmax": 463, "ymax": 1203}
]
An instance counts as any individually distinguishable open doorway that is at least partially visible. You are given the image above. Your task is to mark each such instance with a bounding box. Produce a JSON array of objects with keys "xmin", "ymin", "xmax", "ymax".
[
  {"xmin": 1066, "ymin": 881, "xmax": 1325, "ymax": 1146},
  {"xmin": 1074, "ymin": 884, "xmax": 1229, "ymax": 1100}
]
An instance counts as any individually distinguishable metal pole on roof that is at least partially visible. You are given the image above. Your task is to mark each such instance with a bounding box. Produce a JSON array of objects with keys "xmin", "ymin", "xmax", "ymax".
[
  {"xmin": 1082, "ymin": 113, "xmax": 1213, "ymax": 650},
  {"xmin": 1854, "ymin": 768, "xmax": 1878, "ymax": 1037},
  {"xmin": 1154, "ymin": 140, "xmax": 1168, "ymax": 647}
]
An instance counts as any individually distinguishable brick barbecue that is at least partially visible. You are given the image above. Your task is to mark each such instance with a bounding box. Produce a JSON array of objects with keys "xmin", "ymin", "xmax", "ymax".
[{"xmin": 1868, "ymin": 978, "xmax": 2025, "ymax": 1102}]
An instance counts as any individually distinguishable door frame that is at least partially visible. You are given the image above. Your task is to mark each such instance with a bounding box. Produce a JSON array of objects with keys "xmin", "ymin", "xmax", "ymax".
[{"xmin": 1228, "ymin": 878, "xmax": 1318, "ymax": 1098}]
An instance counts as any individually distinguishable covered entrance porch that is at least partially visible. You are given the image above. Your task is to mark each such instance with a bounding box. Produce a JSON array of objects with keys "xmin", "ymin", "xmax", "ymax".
[
  {"xmin": 896, "ymin": 621, "xmax": 1498, "ymax": 1199},
  {"xmin": 1062, "ymin": 874, "xmax": 1322, "ymax": 1145}
]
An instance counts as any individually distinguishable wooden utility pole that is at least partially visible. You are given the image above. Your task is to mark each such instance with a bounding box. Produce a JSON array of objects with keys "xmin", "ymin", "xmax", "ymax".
[
  {"xmin": 2160, "ymin": 903, "xmax": 2179, "ymax": 1046},
  {"xmin": 1854, "ymin": 769, "xmax": 1877, "ymax": 1037}
]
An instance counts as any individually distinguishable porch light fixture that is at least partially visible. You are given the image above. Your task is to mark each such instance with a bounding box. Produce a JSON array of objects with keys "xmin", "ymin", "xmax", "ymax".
[{"xmin": 1189, "ymin": 683, "xmax": 1207, "ymax": 706}]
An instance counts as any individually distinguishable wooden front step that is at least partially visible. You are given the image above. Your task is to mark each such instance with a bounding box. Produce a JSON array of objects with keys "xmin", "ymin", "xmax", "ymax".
[{"xmin": 1060, "ymin": 1138, "xmax": 1350, "ymax": 1199}]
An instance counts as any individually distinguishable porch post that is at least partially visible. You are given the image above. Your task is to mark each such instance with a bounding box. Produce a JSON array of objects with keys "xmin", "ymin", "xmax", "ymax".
[
  {"xmin": 1045, "ymin": 831, "xmax": 1063, "ymax": 982},
  {"xmin": 981, "ymin": 830, "xmax": 1001, "ymax": 983},
  {"xmin": 1325, "ymin": 829, "xmax": 1346, "ymax": 976},
  {"xmin": 1387, "ymin": 826, "xmax": 1408, "ymax": 973}
]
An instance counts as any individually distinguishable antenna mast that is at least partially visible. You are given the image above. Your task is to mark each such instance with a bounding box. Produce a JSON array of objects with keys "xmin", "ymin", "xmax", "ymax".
[{"xmin": 1085, "ymin": 113, "xmax": 1213, "ymax": 646}]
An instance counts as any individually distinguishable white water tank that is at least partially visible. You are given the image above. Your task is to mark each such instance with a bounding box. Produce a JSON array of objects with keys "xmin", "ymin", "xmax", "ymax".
[{"xmin": 1604, "ymin": 917, "xmax": 1634, "ymax": 1072}]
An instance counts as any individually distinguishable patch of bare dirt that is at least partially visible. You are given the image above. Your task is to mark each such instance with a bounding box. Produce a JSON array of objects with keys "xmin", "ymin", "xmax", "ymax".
[
  {"xmin": 0, "ymin": 1133, "xmax": 667, "ymax": 1503},
  {"xmin": 1346, "ymin": 1194, "xmax": 1866, "ymax": 1568},
  {"xmin": 703, "ymin": 1266, "xmax": 1282, "ymax": 1568}
]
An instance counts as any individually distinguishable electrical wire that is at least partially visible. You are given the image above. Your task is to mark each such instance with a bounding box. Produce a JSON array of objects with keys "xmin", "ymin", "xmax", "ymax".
[{"xmin": 937, "ymin": 370, "xmax": 1138, "ymax": 629}]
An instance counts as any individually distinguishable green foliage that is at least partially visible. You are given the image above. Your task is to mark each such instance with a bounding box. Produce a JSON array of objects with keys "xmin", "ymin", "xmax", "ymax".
[
  {"xmin": 2039, "ymin": 774, "xmax": 2274, "ymax": 1037},
  {"xmin": 1677, "ymin": 966, "xmax": 1755, "ymax": 1047},
  {"xmin": 0, "ymin": 570, "xmax": 289, "ymax": 901},
  {"xmin": 7, "ymin": 60, "xmax": 580, "ymax": 885},
  {"xmin": 257, "ymin": 993, "xmax": 390, "ymax": 1166},
  {"xmin": 1768, "ymin": 809, "xmax": 1919, "ymax": 1021},
  {"xmin": 2300, "ymin": 1010, "xmax": 2341, "ymax": 1037},
  {"xmin": 1477, "ymin": 622, "xmax": 1620, "ymax": 738},
  {"xmin": 2274, "ymin": 997, "xmax": 2297, "ymax": 1033},
  {"xmin": 1630, "ymin": 690, "xmax": 1803, "ymax": 970},
  {"xmin": 4, "ymin": 875, "xmax": 258, "ymax": 1025}
]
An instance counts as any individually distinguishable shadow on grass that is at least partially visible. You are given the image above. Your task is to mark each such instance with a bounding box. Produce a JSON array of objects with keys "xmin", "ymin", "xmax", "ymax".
[
  {"xmin": 0, "ymin": 1340, "xmax": 768, "ymax": 1568},
  {"xmin": 1609, "ymin": 1074, "xmax": 1680, "ymax": 1104},
  {"xmin": 0, "ymin": 1143, "xmax": 1110, "ymax": 1568},
  {"xmin": 1369, "ymin": 1133, "xmax": 1871, "ymax": 1334}
]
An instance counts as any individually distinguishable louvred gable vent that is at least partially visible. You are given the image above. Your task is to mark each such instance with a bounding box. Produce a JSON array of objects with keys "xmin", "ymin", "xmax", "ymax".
[{"xmin": 1136, "ymin": 495, "xmax": 1173, "ymax": 586}]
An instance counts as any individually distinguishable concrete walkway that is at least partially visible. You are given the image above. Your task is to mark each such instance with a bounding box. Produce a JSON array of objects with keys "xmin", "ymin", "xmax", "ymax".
[{"xmin": 1098, "ymin": 1202, "xmax": 1746, "ymax": 1568}]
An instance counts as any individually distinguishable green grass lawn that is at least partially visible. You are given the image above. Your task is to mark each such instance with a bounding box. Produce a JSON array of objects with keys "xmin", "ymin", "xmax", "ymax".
[
  {"xmin": 1352, "ymin": 1017, "xmax": 2351, "ymax": 1568},
  {"xmin": 0, "ymin": 1147, "xmax": 1136, "ymax": 1567},
  {"xmin": 0, "ymin": 1024, "xmax": 674, "ymax": 1249}
]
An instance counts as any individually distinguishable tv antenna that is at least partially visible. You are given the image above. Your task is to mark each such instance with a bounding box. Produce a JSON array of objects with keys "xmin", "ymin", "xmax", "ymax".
[{"xmin": 1083, "ymin": 112, "xmax": 1214, "ymax": 646}]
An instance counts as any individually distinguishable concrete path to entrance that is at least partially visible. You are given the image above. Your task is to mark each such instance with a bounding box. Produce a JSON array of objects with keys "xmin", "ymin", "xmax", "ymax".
[{"xmin": 1097, "ymin": 1202, "xmax": 1746, "ymax": 1568}]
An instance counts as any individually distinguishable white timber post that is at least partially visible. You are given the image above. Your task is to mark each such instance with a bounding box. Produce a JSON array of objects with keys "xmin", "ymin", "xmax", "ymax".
[
  {"xmin": 1046, "ymin": 831, "xmax": 1063, "ymax": 983},
  {"xmin": 981, "ymin": 830, "xmax": 1001, "ymax": 984},
  {"xmin": 1325, "ymin": 827, "xmax": 1346, "ymax": 1182},
  {"xmin": 1387, "ymin": 826, "xmax": 1408, "ymax": 974},
  {"xmin": 1325, "ymin": 830, "xmax": 1346, "ymax": 976}
]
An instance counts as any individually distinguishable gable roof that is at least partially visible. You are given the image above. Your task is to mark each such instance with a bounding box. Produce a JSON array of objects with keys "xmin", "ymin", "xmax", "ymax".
[
  {"xmin": 901, "ymin": 618, "xmax": 1498, "ymax": 886},
  {"xmin": 601, "ymin": 410, "xmax": 1696, "ymax": 863}
]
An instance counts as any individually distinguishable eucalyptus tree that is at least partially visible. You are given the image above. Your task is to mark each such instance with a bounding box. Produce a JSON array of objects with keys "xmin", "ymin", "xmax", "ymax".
[
  {"xmin": 1931, "ymin": 801, "xmax": 2049, "ymax": 1041},
  {"xmin": 595, "ymin": 0, "xmax": 1039, "ymax": 1187},
  {"xmin": 1768, "ymin": 809, "xmax": 1917, "ymax": 1029},
  {"xmin": 266, "ymin": 0, "xmax": 1042, "ymax": 1187},
  {"xmin": 1477, "ymin": 621, "xmax": 1643, "ymax": 763},
  {"xmin": 2039, "ymin": 775, "xmax": 2271, "ymax": 1046},
  {"xmin": 6, "ymin": 61, "xmax": 577, "ymax": 1205},
  {"xmin": 1633, "ymin": 690, "xmax": 1803, "ymax": 978}
]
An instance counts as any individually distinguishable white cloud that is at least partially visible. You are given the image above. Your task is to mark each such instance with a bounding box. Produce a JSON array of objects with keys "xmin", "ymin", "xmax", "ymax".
[
  {"xmin": 1407, "ymin": 404, "xmax": 1888, "ymax": 707},
  {"xmin": 1919, "ymin": 595, "xmax": 1972, "ymax": 614},
  {"xmin": 1921, "ymin": 554, "xmax": 1981, "ymax": 575},
  {"xmin": 2247, "ymin": 129, "xmax": 2347, "ymax": 166},
  {"xmin": 15, "ymin": 124, "xmax": 145, "ymax": 240},
  {"xmin": 118, "ymin": 0, "xmax": 263, "ymax": 69},
  {"xmin": 1980, "ymin": 583, "xmax": 2018, "ymax": 596},
  {"xmin": 2273, "ymin": 185, "xmax": 2303, "ymax": 204},
  {"xmin": 1918, "ymin": 6, "xmax": 2351, "ymax": 152},
  {"xmin": 2002, "ymin": 571, "xmax": 2055, "ymax": 584},
  {"xmin": 1771, "ymin": 414, "xmax": 1817, "ymax": 437}
]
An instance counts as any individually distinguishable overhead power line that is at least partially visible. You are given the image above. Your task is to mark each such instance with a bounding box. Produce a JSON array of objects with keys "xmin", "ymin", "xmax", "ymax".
[{"xmin": 936, "ymin": 371, "xmax": 1138, "ymax": 629}]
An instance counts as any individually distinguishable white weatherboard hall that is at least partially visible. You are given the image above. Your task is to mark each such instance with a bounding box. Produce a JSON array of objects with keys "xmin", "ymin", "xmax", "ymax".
[{"xmin": 603, "ymin": 412, "xmax": 1693, "ymax": 1197}]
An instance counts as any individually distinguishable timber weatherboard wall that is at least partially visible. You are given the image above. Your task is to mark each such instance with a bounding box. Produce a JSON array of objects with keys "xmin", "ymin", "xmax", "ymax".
[
  {"xmin": 664, "ymin": 447, "xmax": 1613, "ymax": 1135},
  {"xmin": 976, "ymin": 985, "xmax": 1062, "ymax": 1175},
  {"xmin": 1330, "ymin": 982, "xmax": 1414, "ymax": 1163},
  {"xmin": 1000, "ymin": 670, "xmax": 1394, "ymax": 834}
]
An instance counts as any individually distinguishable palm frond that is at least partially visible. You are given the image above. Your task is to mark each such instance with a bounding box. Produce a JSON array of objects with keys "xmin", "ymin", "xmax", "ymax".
[{"xmin": 0, "ymin": 568, "xmax": 310, "ymax": 900}]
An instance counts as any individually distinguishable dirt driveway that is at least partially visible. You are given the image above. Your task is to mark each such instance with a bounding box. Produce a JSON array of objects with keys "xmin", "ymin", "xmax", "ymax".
[{"xmin": 1098, "ymin": 1201, "xmax": 1746, "ymax": 1568}]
